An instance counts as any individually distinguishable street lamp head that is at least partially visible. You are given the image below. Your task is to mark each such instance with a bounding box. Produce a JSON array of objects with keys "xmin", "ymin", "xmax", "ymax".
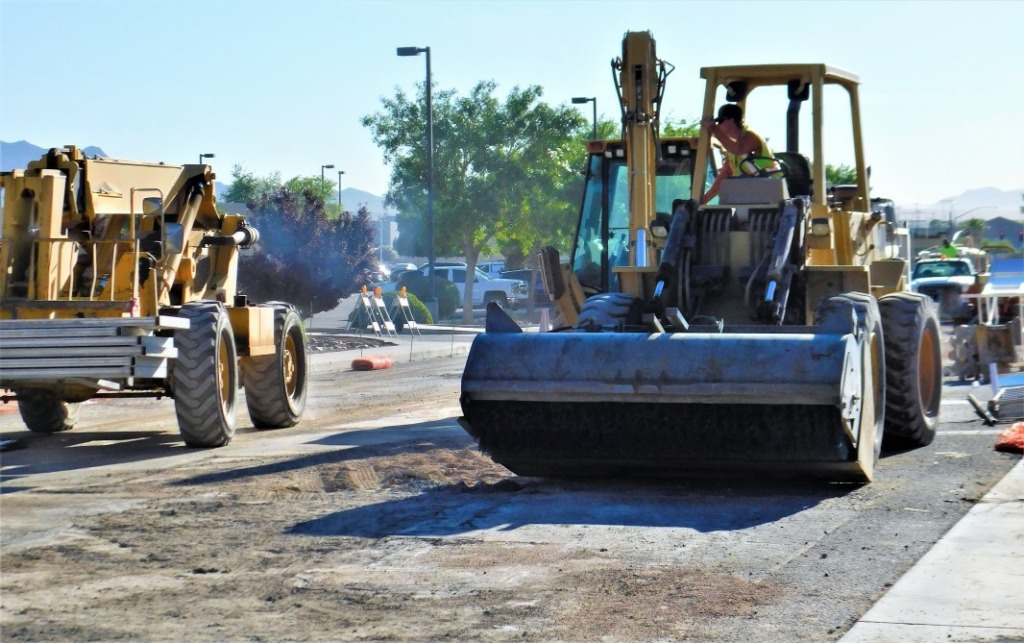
[
  {"xmin": 322, "ymin": 164, "xmax": 335, "ymax": 170},
  {"xmin": 397, "ymin": 46, "xmax": 424, "ymax": 56},
  {"xmin": 200, "ymin": 153, "xmax": 215, "ymax": 158},
  {"xmin": 572, "ymin": 97, "xmax": 594, "ymax": 104}
]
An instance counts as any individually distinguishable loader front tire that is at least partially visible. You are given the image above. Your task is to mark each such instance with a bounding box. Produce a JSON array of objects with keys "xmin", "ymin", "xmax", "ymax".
[
  {"xmin": 171, "ymin": 303, "xmax": 237, "ymax": 447},
  {"xmin": 16, "ymin": 392, "xmax": 80, "ymax": 434},
  {"xmin": 242, "ymin": 306, "xmax": 308, "ymax": 429},
  {"xmin": 815, "ymin": 292, "xmax": 885, "ymax": 478},
  {"xmin": 878, "ymin": 292, "xmax": 941, "ymax": 447}
]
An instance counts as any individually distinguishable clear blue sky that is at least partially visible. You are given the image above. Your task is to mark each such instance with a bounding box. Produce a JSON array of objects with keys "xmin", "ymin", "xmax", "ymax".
[{"xmin": 2, "ymin": 0, "xmax": 1021, "ymax": 212}]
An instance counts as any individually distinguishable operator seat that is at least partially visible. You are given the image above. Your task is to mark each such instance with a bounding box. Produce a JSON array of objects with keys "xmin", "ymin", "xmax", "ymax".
[{"xmin": 774, "ymin": 152, "xmax": 812, "ymax": 197}]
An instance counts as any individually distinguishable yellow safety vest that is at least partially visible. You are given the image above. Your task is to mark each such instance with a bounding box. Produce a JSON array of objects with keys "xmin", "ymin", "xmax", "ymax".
[{"xmin": 727, "ymin": 129, "xmax": 780, "ymax": 176}]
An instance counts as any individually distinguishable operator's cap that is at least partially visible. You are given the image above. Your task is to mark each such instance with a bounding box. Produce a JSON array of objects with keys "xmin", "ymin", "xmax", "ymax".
[{"xmin": 715, "ymin": 103, "xmax": 743, "ymax": 123}]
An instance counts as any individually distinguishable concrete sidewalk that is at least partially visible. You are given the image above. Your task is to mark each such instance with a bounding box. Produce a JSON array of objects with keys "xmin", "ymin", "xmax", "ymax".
[{"xmin": 841, "ymin": 457, "xmax": 1024, "ymax": 642}]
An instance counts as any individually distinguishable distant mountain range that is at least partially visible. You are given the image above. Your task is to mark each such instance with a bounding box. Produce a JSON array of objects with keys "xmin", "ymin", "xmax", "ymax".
[
  {"xmin": 4, "ymin": 140, "xmax": 1016, "ymax": 219},
  {"xmin": 900, "ymin": 186, "xmax": 1022, "ymax": 221},
  {"xmin": 2, "ymin": 140, "xmax": 388, "ymax": 215},
  {"xmin": 1, "ymin": 140, "xmax": 108, "ymax": 169}
]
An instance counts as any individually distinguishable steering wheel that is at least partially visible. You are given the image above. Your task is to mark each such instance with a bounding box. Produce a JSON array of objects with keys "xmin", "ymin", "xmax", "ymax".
[{"xmin": 740, "ymin": 154, "xmax": 787, "ymax": 179}]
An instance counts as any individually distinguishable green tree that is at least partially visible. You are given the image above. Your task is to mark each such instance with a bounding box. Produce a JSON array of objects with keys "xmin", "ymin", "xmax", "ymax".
[
  {"xmin": 959, "ymin": 217, "xmax": 988, "ymax": 246},
  {"xmin": 223, "ymin": 166, "xmax": 344, "ymax": 219},
  {"xmin": 662, "ymin": 117, "xmax": 700, "ymax": 137},
  {"xmin": 825, "ymin": 164, "xmax": 857, "ymax": 185},
  {"xmin": 363, "ymin": 81, "xmax": 585, "ymax": 321},
  {"xmin": 227, "ymin": 166, "xmax": 376, "ymax": 315}
]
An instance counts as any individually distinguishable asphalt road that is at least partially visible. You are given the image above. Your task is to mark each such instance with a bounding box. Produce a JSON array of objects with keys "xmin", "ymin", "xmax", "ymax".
[{"xmin": 0, "ymin": 335, "xmax": 1020, "ymax": 641}]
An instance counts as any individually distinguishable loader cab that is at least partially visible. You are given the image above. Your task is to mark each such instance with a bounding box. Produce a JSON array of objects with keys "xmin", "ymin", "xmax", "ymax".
[{"xmin": 570, "ymin": 138, "xmax": 715, "ymax": 294}]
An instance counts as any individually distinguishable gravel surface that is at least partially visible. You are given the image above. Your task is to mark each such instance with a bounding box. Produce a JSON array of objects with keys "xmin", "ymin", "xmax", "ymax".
[{"xmin": 306, "ymin": 333, "xmax": 396, "ymax": 353}]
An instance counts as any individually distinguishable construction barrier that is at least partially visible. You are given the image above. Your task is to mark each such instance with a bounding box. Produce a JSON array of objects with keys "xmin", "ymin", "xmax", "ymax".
[{"xmin": 391, "ymin": 287, "xmax": 421, "ymax": 335}]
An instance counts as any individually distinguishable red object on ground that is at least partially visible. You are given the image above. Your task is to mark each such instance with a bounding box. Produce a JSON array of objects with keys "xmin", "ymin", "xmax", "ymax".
[
  {"xmin": 351, "ymin": 355, "xmax": 395, "ymax": 371},
  {"xmin": 995, "ymin": 422, "xmax": 1024, "ymax": 453}
]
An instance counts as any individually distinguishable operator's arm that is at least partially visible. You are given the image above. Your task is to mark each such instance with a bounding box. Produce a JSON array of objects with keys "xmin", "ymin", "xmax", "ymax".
[{"xmin": 702, "ymin": 161, "xmax": 733, "ymax": 205}]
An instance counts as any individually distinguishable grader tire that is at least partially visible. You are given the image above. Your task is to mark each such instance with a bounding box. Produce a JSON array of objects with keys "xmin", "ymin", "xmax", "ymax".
[
  {"xmin": 878, "ymin": 292, "xmax": 942, "ymax": 447},
  {"xmin": 171, "ymin": 303, "xmax": 238, "ymax": 447},
  {"xmin": 16, "ymin": 392, "xmax": 80, "ymax": 434},
  {"xmin": 242, "ymin": 306, "xmax": 308, "ymax": 429}
]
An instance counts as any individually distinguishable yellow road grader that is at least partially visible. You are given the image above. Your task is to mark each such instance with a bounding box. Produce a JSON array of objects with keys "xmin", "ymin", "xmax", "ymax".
[
  {"xmin": 460, "ymin": 32, "xmax": 942, "ymax": 482},
  {"xmin": 0, "ymin": 147, "xmax": 308, "ymax": 446}
]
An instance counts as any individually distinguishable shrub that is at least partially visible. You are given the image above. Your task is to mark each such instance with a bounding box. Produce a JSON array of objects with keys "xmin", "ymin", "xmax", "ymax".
[
  {"xmin": 396, "ymin": 271, "xmax": 459, "ymax": 319},
  {"xmin": 392, "ymin": 291, "xmax": 432, "ymax": 332},
  {"xmin": 345, "ymin": 290, "xmax": 434, "ymax": 332}
]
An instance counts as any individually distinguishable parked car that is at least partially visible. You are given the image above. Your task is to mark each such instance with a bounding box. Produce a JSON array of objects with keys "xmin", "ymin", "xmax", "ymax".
[
  {"xmin": 362, "ymin": 262, "xmax": 390, "ymax": 283},
  {"xmin": 910, "ymin": 257, "xmax": 979, "ymax": 321},
  {"xmin": 421, "ymin": 263, "xmax": 527, "ymax": 309},
  {"xmin": 500, "ymin": 268, "xmax": 551, "ymax": 305},
  {"xmin": 389, "ymin": 262, "xmax": 419, "ymax": 281}
]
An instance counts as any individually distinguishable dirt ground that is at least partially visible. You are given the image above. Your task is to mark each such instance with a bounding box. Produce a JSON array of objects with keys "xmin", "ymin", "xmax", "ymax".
[
  {"xmin": 0, "ymin": 434, "xmax": 805, "ymax": 642},
  {"xmin": 1, "ymin": 351, "xmax": 1019, "ymax": 642}
]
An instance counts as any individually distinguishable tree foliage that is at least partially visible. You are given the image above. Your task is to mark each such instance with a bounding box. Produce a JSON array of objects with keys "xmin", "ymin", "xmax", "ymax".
[
  {"xmin": 825, "ymin": 163, "xmax": 857, "ymax": 185},
  {"xmin": 959, "ymin": 217, "xmax": 987, "ymax": 244},
  {"xmin": 662, "ymin": 117, "xmax": 700, "ymax": 137},
  {"xmin": 227, "ymin": 166, "xmax": 376, "ymax": 316},
  {"xmin": 363, "ymin": 81, "xmax": 587, "ymax": 320}
]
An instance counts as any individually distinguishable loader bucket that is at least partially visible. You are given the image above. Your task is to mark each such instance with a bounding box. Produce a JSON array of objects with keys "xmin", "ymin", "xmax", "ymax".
[{"xmin": 460, "ymin": 319, "xmax": 881, "ymax": 482}]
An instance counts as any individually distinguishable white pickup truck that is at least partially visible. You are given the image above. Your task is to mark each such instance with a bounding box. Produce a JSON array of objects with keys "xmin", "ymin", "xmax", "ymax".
[
  {"xmin": 910, "ymin": 257, "xmax": 979, "ymax": 321},
  {"xmin": 423, "ymin": 263, "xmax": 528, "ymax": 309}
]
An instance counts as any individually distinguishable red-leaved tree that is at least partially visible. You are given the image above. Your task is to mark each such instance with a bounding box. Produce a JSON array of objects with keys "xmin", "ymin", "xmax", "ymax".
[{"xmin": 235, "ymin": 181, "xmax": 376, "ymax": 316}]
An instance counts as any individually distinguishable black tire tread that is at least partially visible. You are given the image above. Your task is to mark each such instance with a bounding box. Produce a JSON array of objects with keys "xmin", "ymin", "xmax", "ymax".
[
  {"xmin": 878, "ymin": 292, "xmax": 941, "ymax": 447},
  {"xmin": 171, "ymin": 303, "xmax": 237, "ymax": 447},
  {"xmin": 17, "ymin": 393, "xmax": 80, "ymax": 433},
  {"xmin": 577, "ymin": 292, "xmax": 644, "ymax": 330},
  {"xmin": 242, "ymin": 306, "xmax": 308, "ymax": 429}
]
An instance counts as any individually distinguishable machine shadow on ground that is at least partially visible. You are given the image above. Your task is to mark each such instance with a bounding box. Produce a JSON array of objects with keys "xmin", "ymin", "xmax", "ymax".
[
  {"xmin": 0, "ymin": 429, "xmax": 188, "ymax": 491},
  {"xmin": 287, "ymin": 476, "xmax": 855, "ymax": 538}
]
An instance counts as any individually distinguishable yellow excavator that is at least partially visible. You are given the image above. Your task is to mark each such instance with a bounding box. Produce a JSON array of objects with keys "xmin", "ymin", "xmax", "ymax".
[{"xmin": 459, "ymin": 32, "xmax": 942, "ymax": 482}]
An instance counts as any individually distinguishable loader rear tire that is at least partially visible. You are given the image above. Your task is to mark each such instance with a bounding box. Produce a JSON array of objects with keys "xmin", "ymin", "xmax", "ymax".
[
  {"xmin": 878, "ymin": 292, "xmax": 941, "ymax": 447},
  {"xmin": 16, "ymin": 392, "xmax": 80, "ymax": 434},
  {"xmin": 171, "ymin": 303, "xmax": 237, "ymax": 447},
  {"xmin": 242, "ymin": 306, "xmax": 308, "ymax": 429}
]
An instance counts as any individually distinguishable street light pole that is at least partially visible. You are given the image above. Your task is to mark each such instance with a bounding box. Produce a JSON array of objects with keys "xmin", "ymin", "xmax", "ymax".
[
  {"xmin": 572, "ymin": 96, "xmax": 597, "ymax": 140},
  {"xmin": 397, "ymin": 45, "xmax": 436, "ymax": 307},
  {"xmin": 320, "ymin": 164, "xmax": 334, "ymax": 193},
  {"xmin": 336, "ymin": 170, "xmax": 345, "ymax": 208},
  {"xmin": 199, "ymin": 153, "xmax": 215, "ymax": 165},
  {"xmin": 948, "ymin": 205, "xmax": 996, "ymax": 242}
]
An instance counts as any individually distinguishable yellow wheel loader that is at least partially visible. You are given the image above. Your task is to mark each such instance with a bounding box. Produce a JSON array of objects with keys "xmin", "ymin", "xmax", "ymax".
[
  {"xmin": 459, "ymin": 32, "xmax": 942, "ymax": 482},
  {"xmin": 0, "ymin": 147, "xmax": 308, "ymax": 446}
]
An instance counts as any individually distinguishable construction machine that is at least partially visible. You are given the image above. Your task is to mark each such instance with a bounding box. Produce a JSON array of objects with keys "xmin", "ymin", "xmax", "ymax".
[
  {"xmin": 459, "ymin": 32, "xmax": 942, "ymax": 482},
  {"xmin": 0, "ymin": 146, "xmax": 308, "ymax": 446}
]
